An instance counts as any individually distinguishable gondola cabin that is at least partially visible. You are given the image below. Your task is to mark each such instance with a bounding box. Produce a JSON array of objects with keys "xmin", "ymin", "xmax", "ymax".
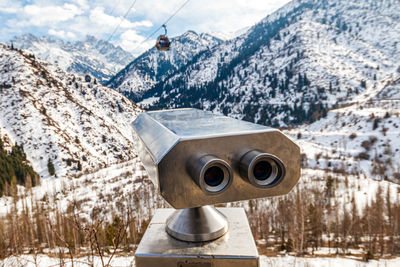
[{"xmin": 156, "ymin": 35, "xmax": 171, "ymax": 51}]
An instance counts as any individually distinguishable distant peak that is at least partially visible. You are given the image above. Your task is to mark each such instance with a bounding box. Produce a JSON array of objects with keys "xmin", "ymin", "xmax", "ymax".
[
  {"xmin": 13, "ymin": 33, "xmax": 39, "ymax": 42},
  {"xmin": 84, "ymin": 35, "xmax": 99, "ymax": 43},
  {"xmin": 185, "ymin": 30, "xmax": 198, "ymax": 35},
  {"xmin": 21, "ymin": 33, "xmax": 37, "ymax": 38},
  {"xmin": 181, "ymin": 30, "xmax": 199, "ymax": 38}
]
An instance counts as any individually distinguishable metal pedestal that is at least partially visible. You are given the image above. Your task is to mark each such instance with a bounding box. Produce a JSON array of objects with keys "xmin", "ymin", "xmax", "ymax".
[
  {"xmin": 166, "ymin": 205, "xmax": 229, "ymax": 242},
  {"xmin": 135, "ymin": 208, "xmax": 259, "ymax": 267}
]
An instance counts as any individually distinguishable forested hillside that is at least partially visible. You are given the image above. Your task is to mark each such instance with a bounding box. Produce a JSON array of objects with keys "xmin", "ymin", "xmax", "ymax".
[{"xmin": 0, "ymin": 137, "xmax": 39, "ymax": 196}]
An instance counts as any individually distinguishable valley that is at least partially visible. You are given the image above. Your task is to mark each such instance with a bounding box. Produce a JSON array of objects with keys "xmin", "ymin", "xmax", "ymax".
[{"xmin": 1, "ymin": 0, "xmax": 400, "ymax": 266}]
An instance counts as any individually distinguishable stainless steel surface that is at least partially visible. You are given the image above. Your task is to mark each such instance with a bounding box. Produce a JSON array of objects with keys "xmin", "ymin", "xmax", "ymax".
[
  {"xmin": 132, "ymin": 108, "xmax": 301, "ymax": 209},
  {"xmin": 165, "ymin": 206, "xmax": 229, "ymax": 242},
  {"xmin": 187, "ymin": 155, "xmax": 233, "ymax": 194},
  {"xmin": 135, "ymin": 208, "xmax": 259, "ymax": 267},
  {"xmin": 147, "ymin": 108, "xmax": 268, "ymax": 138},
  {"xmin": 132, "ymin": 108, "xmax": 269, "ymax": 165},
  {"xmin": 239, "ymin": 150, "xmax": 286, "ymax": 188}
]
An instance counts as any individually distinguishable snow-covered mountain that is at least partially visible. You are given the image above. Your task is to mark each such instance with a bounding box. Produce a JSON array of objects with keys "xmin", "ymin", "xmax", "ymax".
[
  {"xmin": 127, "ymin": 0, "xmax": 400, "ymax": 127},
  {"xmin": 108, "ymin": 30, "xmax": 222, "ymax": 102},
  {"xmin": 209, "ymin": 26, "xmax": 251, "ymax": 41},
  {"xmin": 10, "ymin": 34, "xmax": 134, "ymax": 84},
  {"xmin": 0, "ymin": 43, "xmax": 140, "ymax": 179}
]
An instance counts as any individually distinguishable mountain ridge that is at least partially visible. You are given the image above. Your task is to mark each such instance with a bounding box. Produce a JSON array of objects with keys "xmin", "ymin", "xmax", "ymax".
[{"xmin": 9, "ymin": 33, "xmax": 134, "ymax": 84}]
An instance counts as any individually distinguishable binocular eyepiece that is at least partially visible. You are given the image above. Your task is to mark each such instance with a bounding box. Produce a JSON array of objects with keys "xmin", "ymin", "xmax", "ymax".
[
  {"xmin": 188, "ymin": 150, "xmax": 286, "ymax": 194},
  {"xmin": 188, "ymin": 155, "xmax": 233, "ymax": 194},
  {"xmin": 239, "ymin": 150, "xmax": 285, "ymax": 188}
]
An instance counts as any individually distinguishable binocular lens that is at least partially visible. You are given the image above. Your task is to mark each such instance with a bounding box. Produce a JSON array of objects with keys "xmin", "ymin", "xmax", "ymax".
[
  {"xmin": 253, "ymin": 161, "xmax": 273, "ymax": 181},
  {"xmin": 240, "ymin": 150, "xmax": 286, "ymax": 188},
  {"xmin": 204, "ymin": 166, "xmax": 225, "ymax": 187},
  {"xmin": 188, "ymin": 155, "xmax": 233, "ymax": 194}
]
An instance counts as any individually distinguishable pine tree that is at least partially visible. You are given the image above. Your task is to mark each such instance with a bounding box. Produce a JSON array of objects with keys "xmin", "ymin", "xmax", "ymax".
[
  {"xmin": 47, "ymin": 159, "xmax": 55, "ymax": 176},
  {"xmin": 361, "ymin": 80, "xmax": 367, "ymax": 88},
  {"xmin": 0, "ymin": 141, "xmax": 38, "ymax": 196}
]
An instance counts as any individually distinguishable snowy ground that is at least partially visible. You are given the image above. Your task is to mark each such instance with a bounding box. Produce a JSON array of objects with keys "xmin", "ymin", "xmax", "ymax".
[
  {"xmin": 0, "ymin": 158, "xmax": 155, "ymax": 221},
  {"xmin": 1, "ymin": 254, "xmax": 399, "ymax": 267},
  {"xmin": 286, "ymin": 88, "xmax": 400, "ymax": 182}
]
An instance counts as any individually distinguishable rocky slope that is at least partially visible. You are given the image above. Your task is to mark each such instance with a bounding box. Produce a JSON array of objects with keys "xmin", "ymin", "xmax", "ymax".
[{"xmin": 0, "ymin": 43, "xmax": 140, "ymax": 180}]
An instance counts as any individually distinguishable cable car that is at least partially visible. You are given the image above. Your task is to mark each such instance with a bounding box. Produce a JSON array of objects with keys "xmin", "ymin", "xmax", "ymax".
[{"xmin": 156, "ymin": 25, "xmax": 171, "ymax": 51}]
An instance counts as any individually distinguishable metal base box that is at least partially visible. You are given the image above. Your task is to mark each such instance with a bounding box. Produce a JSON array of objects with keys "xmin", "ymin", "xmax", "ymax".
[{"xmin": 135, "ymin": 208, "xmax": 259, "ymax": 267}]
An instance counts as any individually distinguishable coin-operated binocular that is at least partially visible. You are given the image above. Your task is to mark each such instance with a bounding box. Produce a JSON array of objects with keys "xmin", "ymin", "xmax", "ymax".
[{"xmin": 133, "ymin": 109, "xmax": 300, "ymax": 267}]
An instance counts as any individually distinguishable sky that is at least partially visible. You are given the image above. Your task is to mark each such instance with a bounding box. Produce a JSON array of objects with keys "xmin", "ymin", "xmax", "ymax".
[{"xmin": 0, "ymin": 0, "xmax": 291, "ymax": 56}]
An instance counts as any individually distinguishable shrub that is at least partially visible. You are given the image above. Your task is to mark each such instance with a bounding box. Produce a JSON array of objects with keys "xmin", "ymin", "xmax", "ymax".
[
  {"xmin": 349, "ymin": 133, "xmax": 357, "ymax": 140},
  {"xmin": 361, "ymin": 140, "xmax": 371, "ymax": 150},
  {"xmin": 357, "ymin": 152, "xmax": 370, "ymax": 160},
  {"xmin": 369, "ymin": 136, "xmax": 378, "ymax": 144},
  {"xmin": 372, "ymin": 118, "xmax": 381, "ymax": 130}
]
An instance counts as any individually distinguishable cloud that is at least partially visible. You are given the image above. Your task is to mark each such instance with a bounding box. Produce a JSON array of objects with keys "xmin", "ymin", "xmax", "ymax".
[
  {"xmin": 0, "ymin": 7, "xmax": 18, "ymax": 13},
  {"xmin": 17, "ymin": 4, "xmax": 83, "ymax": 27},
  {"xmin": 71, "ymin": 0, "xmax": 90, "ymax": 10},
  {"xmin": 119, "ymin": 29, "xmax": 154, "ymax": 55},
  {"xmin": 0, "ymin": 0, "xmax": 22, "ymax": 14},
  {"xmin": 0, "ymin": 0, "xmax": 291, "ymax": 53},
  {"xmin": 48, "ymin": 29, "xmax": 77, "ymax": 39},
  {"xmin": 131, "ymin": 0, "xmax": 291, "ymax": 34},
  {"xmin": 90, "ymin": 7, "xmax": 152, "ymax": 29},
  {"xmin": 132, "ymin": 20, "xmax": 153, "ymax": 28}
]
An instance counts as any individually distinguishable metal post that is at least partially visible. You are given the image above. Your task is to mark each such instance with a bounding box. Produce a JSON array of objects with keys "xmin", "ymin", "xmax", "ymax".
[{"xmin": 135, "ymin": 208, "xmax": 260, "ymax": 267}]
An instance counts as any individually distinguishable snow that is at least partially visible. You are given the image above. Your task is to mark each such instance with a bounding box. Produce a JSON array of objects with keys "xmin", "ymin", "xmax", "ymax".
[
  {"xmin": 263, "ymin": 256, "xmax": 400, "ymax": 267},
  {"xmin": 138, "ymin": 96, "xmax": 160, "ymax": 107},
  {"xmin": 1, "ymin": 254, "xmax": 400, "ymax": 267},
  {"xmin": 209, "ymin": 26, "xmax": 251, "ymax": 41}
]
